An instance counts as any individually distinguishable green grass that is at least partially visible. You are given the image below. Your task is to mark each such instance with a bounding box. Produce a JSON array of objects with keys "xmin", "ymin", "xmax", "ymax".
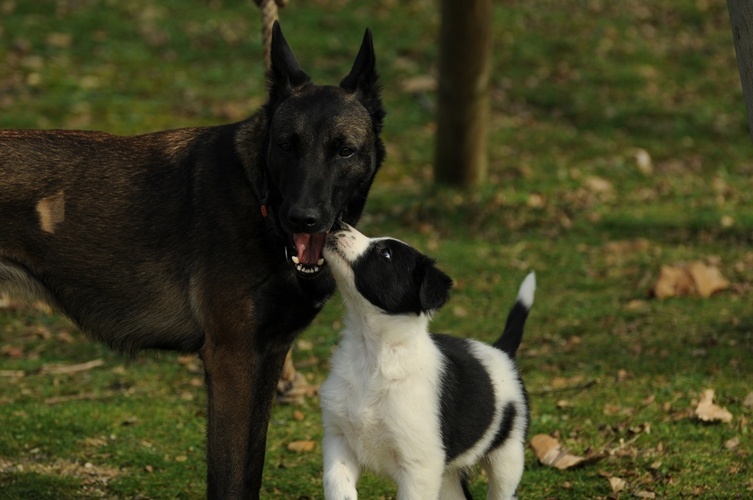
[{"xmin": 1, "ymin": 0, "xmax": 752, "ymax": 497}]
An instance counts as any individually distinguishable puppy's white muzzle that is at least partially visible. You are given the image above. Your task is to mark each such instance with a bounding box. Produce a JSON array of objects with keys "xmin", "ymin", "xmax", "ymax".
[{"xmin": 323, "ymin": 222, "xmax": 372, "ymax": 266}]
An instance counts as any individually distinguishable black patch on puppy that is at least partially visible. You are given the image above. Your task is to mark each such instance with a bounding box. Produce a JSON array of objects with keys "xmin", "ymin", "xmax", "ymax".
[
  {"xmin": 487, "ymin": 402, "xmax": 518, "ymax": 453},
  {"xmin": 352, "ymin": 239, "xmax": 453, "ymax": 315},
  {"xmin": 432, "ymin": 334, "xmax": 495, "ymax": 463}
]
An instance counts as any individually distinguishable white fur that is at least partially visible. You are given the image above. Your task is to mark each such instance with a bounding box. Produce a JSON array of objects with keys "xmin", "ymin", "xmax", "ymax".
[
  {"xmin": 517, "ymin": 272, "xmax": 536, "ymax": 310},
  {"xmin": 320, "ymin": 306, "xmax": 447, "ymax": 499},
  {"xmin": 320, "ymin": 225, "xmax": 529, "ymax": 500}
]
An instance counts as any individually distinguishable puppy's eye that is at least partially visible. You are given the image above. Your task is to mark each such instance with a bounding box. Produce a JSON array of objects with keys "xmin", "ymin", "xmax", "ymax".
[
  {"xmin": 379, "ymin": 247, "xmax": 392, "ymax": 260},
  {"xmin": 339, "ymin": 147, "xmax": 355, "ymax": 158},
  {"xmin": 279, "ymin": 142, "xmax": 292, "ymax": 152}
]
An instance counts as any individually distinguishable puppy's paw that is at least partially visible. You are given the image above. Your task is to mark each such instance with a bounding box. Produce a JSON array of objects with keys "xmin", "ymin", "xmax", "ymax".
[{"xmin": 323, "ymin": 465, "xmax": 358, "ymax": 500}]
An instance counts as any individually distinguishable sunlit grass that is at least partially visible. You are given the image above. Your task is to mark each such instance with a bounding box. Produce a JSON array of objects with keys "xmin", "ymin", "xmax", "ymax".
[{"xmin": 1, "ymin": 0, "xmax": 752, "ymax": 497}]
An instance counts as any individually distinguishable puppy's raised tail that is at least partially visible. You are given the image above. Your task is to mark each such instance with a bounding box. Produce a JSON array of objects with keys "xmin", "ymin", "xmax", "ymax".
[{"xmin": 493, "ymin": 272, "xmax": 536, "ymax": 358}]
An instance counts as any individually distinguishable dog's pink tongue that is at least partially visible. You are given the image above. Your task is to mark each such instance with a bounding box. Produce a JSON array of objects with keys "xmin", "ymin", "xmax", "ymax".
[{"xmin": 293, "ymin": 232, "xmax": 327, "ymax": 265}]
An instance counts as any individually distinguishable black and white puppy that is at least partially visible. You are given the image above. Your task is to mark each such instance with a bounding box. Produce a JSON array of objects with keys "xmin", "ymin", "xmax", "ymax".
[{"xmin": 320, "ymin": 222, "xmax": 534, "ymax": 500}]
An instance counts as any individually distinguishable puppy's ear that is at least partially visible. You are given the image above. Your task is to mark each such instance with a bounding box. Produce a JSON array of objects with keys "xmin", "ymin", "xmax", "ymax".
[
  {"xmin": 418, "ymin": 259, "xmax": 453, "ymax": 313},
  {"xmin": 340, "ymin": 29, "xmax": 384, "ymax": 127},
  {"xmin": 267, "ymin": 22, "xmax": 311, "ymax": 103}
]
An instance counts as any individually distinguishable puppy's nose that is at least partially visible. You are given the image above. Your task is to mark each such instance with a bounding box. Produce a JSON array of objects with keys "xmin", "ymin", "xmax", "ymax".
[{"xmin": 288, "ymin": 207, "xmax": 320, "ymax": 231}]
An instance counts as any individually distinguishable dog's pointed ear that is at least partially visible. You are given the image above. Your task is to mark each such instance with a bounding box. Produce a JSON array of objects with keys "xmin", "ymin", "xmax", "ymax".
[
  {"xmin": 418, "ymin": 259, "xmax": 453, "ymax": 313},
  {"xmin": 340, "ymin": 29, "xmax": 382, "ymax": 111},
  {"xmin": 267, "ymin": 21, "xmax": 311, "ymax": 102}
]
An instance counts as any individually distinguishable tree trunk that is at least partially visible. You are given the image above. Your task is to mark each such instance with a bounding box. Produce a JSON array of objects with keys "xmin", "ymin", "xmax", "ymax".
[
  {"xmin": 435, "ymin": 0, "xmax": 493, "ymax": 187},
  {"xmin": 728, "ymin": 0, "xmax": 753, "ymax": 143}
]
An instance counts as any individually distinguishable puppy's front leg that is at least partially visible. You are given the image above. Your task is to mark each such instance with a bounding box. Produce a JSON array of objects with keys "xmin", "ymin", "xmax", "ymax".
[
  {"xmin": 394, "ymin": 464, "xmax": 444, "ymax": 500},
  {"xmin": 322, "ymin": 431, "xmax": 360, "ymax": 500}
]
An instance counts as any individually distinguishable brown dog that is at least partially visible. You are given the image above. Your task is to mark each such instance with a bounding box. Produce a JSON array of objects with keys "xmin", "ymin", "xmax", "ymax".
[{"xmin": 0, "ymin": 22, "xmax": 385, "ymax": 498}]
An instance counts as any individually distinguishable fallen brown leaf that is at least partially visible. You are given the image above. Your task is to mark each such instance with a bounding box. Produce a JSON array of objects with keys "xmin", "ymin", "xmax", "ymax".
[
  {"xmin": 584, "ymin": 176, "xmax": 614, "ymax": 194},
  {"xmin": 653, "ymin": 264, "xmax": 696, "ymax": 298},
  {"xmin": 400, "ymin": 75, "xmax": 436, "ymax": 93},
  {"xmin": 695, "ymin": 389, "xmax": 733, "ymax": 423},
  {"xmin": 1, "ymin": 345, "xmax": 25, "ymax": 359},
  {"xmin": 529, "ymin": 434, "xmax": 604, "ymax": 470},
  {"xmin": 689, "ymin": 261, "xmax": 730, "ymax": 298},
  {"xmin": 652, "ymin": 262, "xmax": 729, "ymax": 299},
  {"xmin": 725, "ymin": 437, "xmax": 740, "ymax": 451},
  {"xmin": 743, "ymin": 392, "xmax": 753, "ymax": 408},
  {"xmin": 634, "ymin": 491, "xmax": 656, "ymax": 499},
  {"xmin": 40, "ymin": 358, "xmax": 104, "ymax": 375},
  {"xmin": 609, "ymin": 476, "xmax": 627, "ymax": 493},
  {"xmin": 633, "ymin": 148, "xmax": 654, "ymax": 175},
  {"xmin": 286, "ymin": 440, "xmax": 316, "ymax": 453}
]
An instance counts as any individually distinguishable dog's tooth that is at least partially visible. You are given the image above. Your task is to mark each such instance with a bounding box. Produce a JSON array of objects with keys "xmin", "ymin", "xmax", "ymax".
[
  {"xmin": 317, "ymin": 259, "xmax": 324, "ymax": 266},
  {"xmin": 291, "ymin": 256, "xmax": 300, "ymax": 264}
]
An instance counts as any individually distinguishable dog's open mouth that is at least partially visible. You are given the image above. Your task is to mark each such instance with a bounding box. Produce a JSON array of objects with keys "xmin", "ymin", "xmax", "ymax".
[
  {"xmin": 288, "ymin": 216, "xmax": 347, "ymax": 276},
  {"xmin": 291, "ymin": 232, "xmax": 327, "ymax": 275}
]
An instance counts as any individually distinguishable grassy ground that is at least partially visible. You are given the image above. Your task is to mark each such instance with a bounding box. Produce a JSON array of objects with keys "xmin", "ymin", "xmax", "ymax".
[{"xmin": 1, "ymin": 0, "xmax": 752, "ymax": 498}]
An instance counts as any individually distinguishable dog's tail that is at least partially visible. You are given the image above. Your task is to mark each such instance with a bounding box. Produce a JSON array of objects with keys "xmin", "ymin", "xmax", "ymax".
[{"xmin": 493, "ymin": 272, "xmax": 536, "ymax": 358}]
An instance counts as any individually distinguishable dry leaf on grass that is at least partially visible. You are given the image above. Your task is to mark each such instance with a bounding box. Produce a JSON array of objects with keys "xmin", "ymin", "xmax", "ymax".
[
  {"xmin": 609, "ymin": 476, "xmax": 627, "ymax": 493},
  {"xmin": 40, "ymin": 358, "xmax": 104, "ymax": 375},
  {"xmin": 725, "ymin": 437, "xmax": 741, "ymax": 450},
  {"xmin": 632, "ymin": 148, "xmax": 654, "ymax": 175},
  {"xmin": 695, "ymin": 389, "xmax": 733, "ymax": 423},
  {"xmin": 529, "ymin": 434, "xmax": 604, "ymax": 470},
  {"xmin": 652, "ymin": 262, "xmax": 729, "ymax": 299},
  {"xmin": 688, "ymin": 262, "xmax": 729, "ymax": 298},
  {"xmin": 286, "ymin": 440, "xmax": 316, "ymax": 453},
  {"xmin": 584, "ymin": 176, "xmax": 614, "ymax": 194},
  {"xmin": 743, "ymin": 392, "xmax": 753, "ymax": 408},
  {"xmin": 400, "ymin": 75, "xmax": 436, "ymax": 93}
]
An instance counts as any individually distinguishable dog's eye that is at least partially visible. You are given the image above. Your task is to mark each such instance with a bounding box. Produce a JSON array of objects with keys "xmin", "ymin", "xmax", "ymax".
[
  {"xmin": 279, "ymin": 142, "xmax": 292, "ymax": 152},
  {"xmin": 339, "ymin": 147, "xmax": 355, "ymax": 158},
  {"xmin": 379, "ymin": 247, "xmax": 392, "ymax": 260}
]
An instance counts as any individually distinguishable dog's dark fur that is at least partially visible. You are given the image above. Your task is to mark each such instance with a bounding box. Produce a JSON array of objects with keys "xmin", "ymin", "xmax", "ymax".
[{"xmin": 0, "ymin": 23, "xmax": 384, "ymax": 498}]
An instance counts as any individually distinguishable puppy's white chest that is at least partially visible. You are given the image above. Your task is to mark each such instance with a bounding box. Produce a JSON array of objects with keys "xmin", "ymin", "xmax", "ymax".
[
  {"xmin": 322, "ymin": 335, "xmax": 443, "ymax": 474},
  {"xmin": 350, "ymin": 400, "xmax": 393, "ymax": 464},
  {"xmin": 322, "ymin": 371, "xmax": 396, "ymax": 468}
]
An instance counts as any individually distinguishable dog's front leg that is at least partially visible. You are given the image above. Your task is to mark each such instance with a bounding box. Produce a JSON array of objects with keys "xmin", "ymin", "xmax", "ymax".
[
  {"xmin": 322, "ymin": 430, "xmax": 360, "ymax": 500},
  {"xmin": 200, "ymin": 338, "xmax": 290, "ymax": 499}
]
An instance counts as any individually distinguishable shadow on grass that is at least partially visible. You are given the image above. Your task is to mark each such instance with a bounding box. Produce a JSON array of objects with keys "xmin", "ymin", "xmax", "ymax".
[
  {"xmin": 0, "ymin": 472, "xmax": 82, "ymax": 500},
  {"xmin": 596, "ymin": 214, "xmax": 753, "ymax": 246}
]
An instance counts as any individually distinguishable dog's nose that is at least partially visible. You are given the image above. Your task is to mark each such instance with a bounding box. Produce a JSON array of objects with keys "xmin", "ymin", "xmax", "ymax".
[{"xmin": 288, "ymin": 207, "xmax": 320, "ymax": 231}]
